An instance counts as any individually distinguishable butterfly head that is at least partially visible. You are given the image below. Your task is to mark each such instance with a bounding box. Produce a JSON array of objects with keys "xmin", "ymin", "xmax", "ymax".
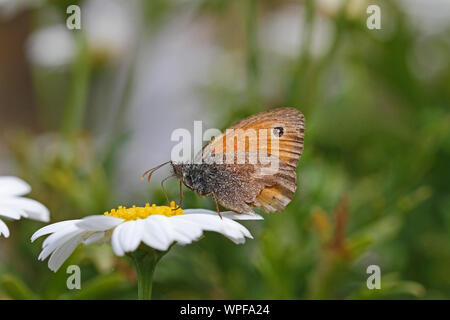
[
  {"xmin": 171, "ymin": 162, "xmax": 194, "ymax": 189},
  {"xmin": 171, "ymin": 162, "xmax": 184, "ymax": 179},
  {"xmin": 141, "ymin": 161, "xmax": 194, "ymax": 189}
]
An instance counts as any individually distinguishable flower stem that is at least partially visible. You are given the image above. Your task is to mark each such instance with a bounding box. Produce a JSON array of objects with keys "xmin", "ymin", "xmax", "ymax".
[
  {"xmin": 130, "ymin": 249, "xmax": 159, "ymax": 300},
  {"xmin": 62, "ymin": 33, "xmax": 91, "ymax": 139}
]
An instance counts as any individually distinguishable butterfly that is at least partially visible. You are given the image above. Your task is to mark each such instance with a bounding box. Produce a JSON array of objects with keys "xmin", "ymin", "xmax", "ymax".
[{"xmin": 143, "ymin": 107, "xmax": 305, "ymax": 215}]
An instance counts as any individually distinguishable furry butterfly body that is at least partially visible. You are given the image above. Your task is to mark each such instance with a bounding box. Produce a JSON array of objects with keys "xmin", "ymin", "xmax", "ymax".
[{"xmin": 171, "ymin": 107, "xmax": 305, "ymax": 214}]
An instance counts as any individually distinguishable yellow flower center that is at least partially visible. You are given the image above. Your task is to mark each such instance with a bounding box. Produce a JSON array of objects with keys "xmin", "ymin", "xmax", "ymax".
[{"xmin": 104, "ymin": 201, "xmax": 183, "ymax": 220}]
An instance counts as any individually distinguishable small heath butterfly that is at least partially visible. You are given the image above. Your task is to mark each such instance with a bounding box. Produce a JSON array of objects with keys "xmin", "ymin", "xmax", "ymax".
[{"xmin": 143, "ymin": 107, "xmax": 305, "ymax": 216}]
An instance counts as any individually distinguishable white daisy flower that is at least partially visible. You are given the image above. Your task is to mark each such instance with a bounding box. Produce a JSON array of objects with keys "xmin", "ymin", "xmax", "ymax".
[
  {"xmin": 32, "ymin": 202, "xmax": 262, "ymax": 272},
  {"xmin": 0, "ymin": 176, "xmax": 50, "ymax": 238}
]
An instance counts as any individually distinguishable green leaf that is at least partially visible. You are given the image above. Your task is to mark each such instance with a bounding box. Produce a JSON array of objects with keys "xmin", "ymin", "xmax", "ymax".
[
  {"xmin": 61, "ymin": 273, "xmax": 128, "ymax": 300},
  {"xmin": 0, "ymin": 274, "xmax": 39, "ymax": 300}
]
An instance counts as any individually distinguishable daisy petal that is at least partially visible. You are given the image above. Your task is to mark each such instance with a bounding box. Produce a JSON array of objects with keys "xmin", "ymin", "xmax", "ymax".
[
  {"xmin": 141, "ymin": 216, "xmax": 173, "ymax": 251},
  {"xmin": 0, "ymin": 206, "xmax": 28, "ymax": 220},
  {"xmin": 31, "ymin": 220, "xmax": 80, "ymax": 242},
  {"xmin": 0, "ymin": 177, "xmax": 31, "ymax": 196},
  {"xmin": 176, "ymin": 214, "xmax": 223, "ymax": 231},
  {"xmin": 77, "ymin": 215, "xmax": 123, "ymax": 231},
  {"xmin": 39, "ymin": 225, "xmax": 83, "ymax": 261},
  {"xmin": 179, "ymin": 214, "xmax": 253, "ymax": 244},
  {"xmin": 168, "ymin": 217, "xmax": 204, "ymax": 245},
  {"xmin": 0, "ymin": 219, "xmax": 10, "ymax": 238},
  {"xmin": 118, "ymin": 220, "xmax": 143, "ymax": 253},
  {"xmin": 220, "ymin": 211, "xmax": 264, "ymax": 221},
  {"xmin": 183, "ymin": 209, "xmax": 263, "ymax": 220},
  {"xmin": 222, "ymin": 218, "xmax": 253, "ymax": 239},
  {"xmin": 182, "ymin": 209, "xmax": 217, "ymax": 215},
  {"xmin": 83, "ymin": 231, "xmax": 105, "ymax": 245},
  {"xmin": 48, "ymin": 231, "xmax": 85, "ymax": 272},
  {"xmin": 111, "ymin": 223, "xmax": 126, "ymax": 256},
  {"xmin": 0, "ymin": 197, "xmax": 49, "ymax": 222}
]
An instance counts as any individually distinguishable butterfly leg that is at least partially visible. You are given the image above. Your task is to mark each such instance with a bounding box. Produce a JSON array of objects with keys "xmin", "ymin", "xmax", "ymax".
[
  {"xmin": 173, "ymin": 179, "xmax": 183, "ymax": 210},
  {"xmin": 160, "ymin": 175, "xmax": 174, "ymax": 207},
  {"xmin": 211, "ymin": 193, "xmax": 223, "ymax": 219}
]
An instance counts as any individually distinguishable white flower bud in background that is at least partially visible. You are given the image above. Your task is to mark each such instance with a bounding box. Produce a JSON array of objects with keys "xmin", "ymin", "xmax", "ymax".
[
  {"xmin": 0, "ymin": 0, "xmax": 43, "ymax": 20},
  {"xmin": 83, "ymin": 0, "xmax": 139, "ymax": 65},
  {"xmin": 26, "ymin": 24, "xmax": 76, "ymax": 68}
]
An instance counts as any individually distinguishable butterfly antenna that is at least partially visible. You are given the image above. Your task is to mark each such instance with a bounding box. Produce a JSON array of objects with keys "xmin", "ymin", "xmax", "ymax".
[{"xmin": 141, "ymin": 161, "xmax": 171, "ymax": 182}]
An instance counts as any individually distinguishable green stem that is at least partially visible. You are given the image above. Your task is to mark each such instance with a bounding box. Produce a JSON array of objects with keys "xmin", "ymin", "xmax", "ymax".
[
  {"xmin": 286, "ymin": 0, "xmax": 315, "ymax": 106},
  {"xmin": 245, "ymin": 0, "xmax": 259, "ymax": 111},
  {"xmin": 62, "ymin": 33, "xmax": 91, "ymax": 138},
  {"xmin": 130, "ymin": 249, "xmax": 159, "ymax": 300}
]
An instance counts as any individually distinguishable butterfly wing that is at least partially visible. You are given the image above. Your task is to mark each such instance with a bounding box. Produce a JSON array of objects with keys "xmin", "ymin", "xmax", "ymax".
[{"xmin": 201, "ymin": 107, "xmax": 305, "ymax": 213}]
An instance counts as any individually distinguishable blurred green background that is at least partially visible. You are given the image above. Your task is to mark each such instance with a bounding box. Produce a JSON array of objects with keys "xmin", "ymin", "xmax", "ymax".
[{"xmin": 0, "ymin": 0, "xmax": 449, "ymax": 299}]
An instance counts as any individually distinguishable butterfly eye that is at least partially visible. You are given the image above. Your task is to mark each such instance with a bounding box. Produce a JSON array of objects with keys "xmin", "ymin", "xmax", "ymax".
[{"xmin": 272, "ymin": 126, "xmax": 284, "ymax": 137}]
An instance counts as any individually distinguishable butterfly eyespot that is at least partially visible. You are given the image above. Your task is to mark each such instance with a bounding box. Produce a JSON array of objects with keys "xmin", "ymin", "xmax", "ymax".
[{"xmin": 273, "ymin": 127, "xmax": 284, "ymax": 137}]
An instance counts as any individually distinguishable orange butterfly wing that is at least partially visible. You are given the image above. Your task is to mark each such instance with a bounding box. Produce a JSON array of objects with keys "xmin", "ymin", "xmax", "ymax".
[{"xmin": 201, "ymin": 107, "xmax": 305, "ymax": 213}]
